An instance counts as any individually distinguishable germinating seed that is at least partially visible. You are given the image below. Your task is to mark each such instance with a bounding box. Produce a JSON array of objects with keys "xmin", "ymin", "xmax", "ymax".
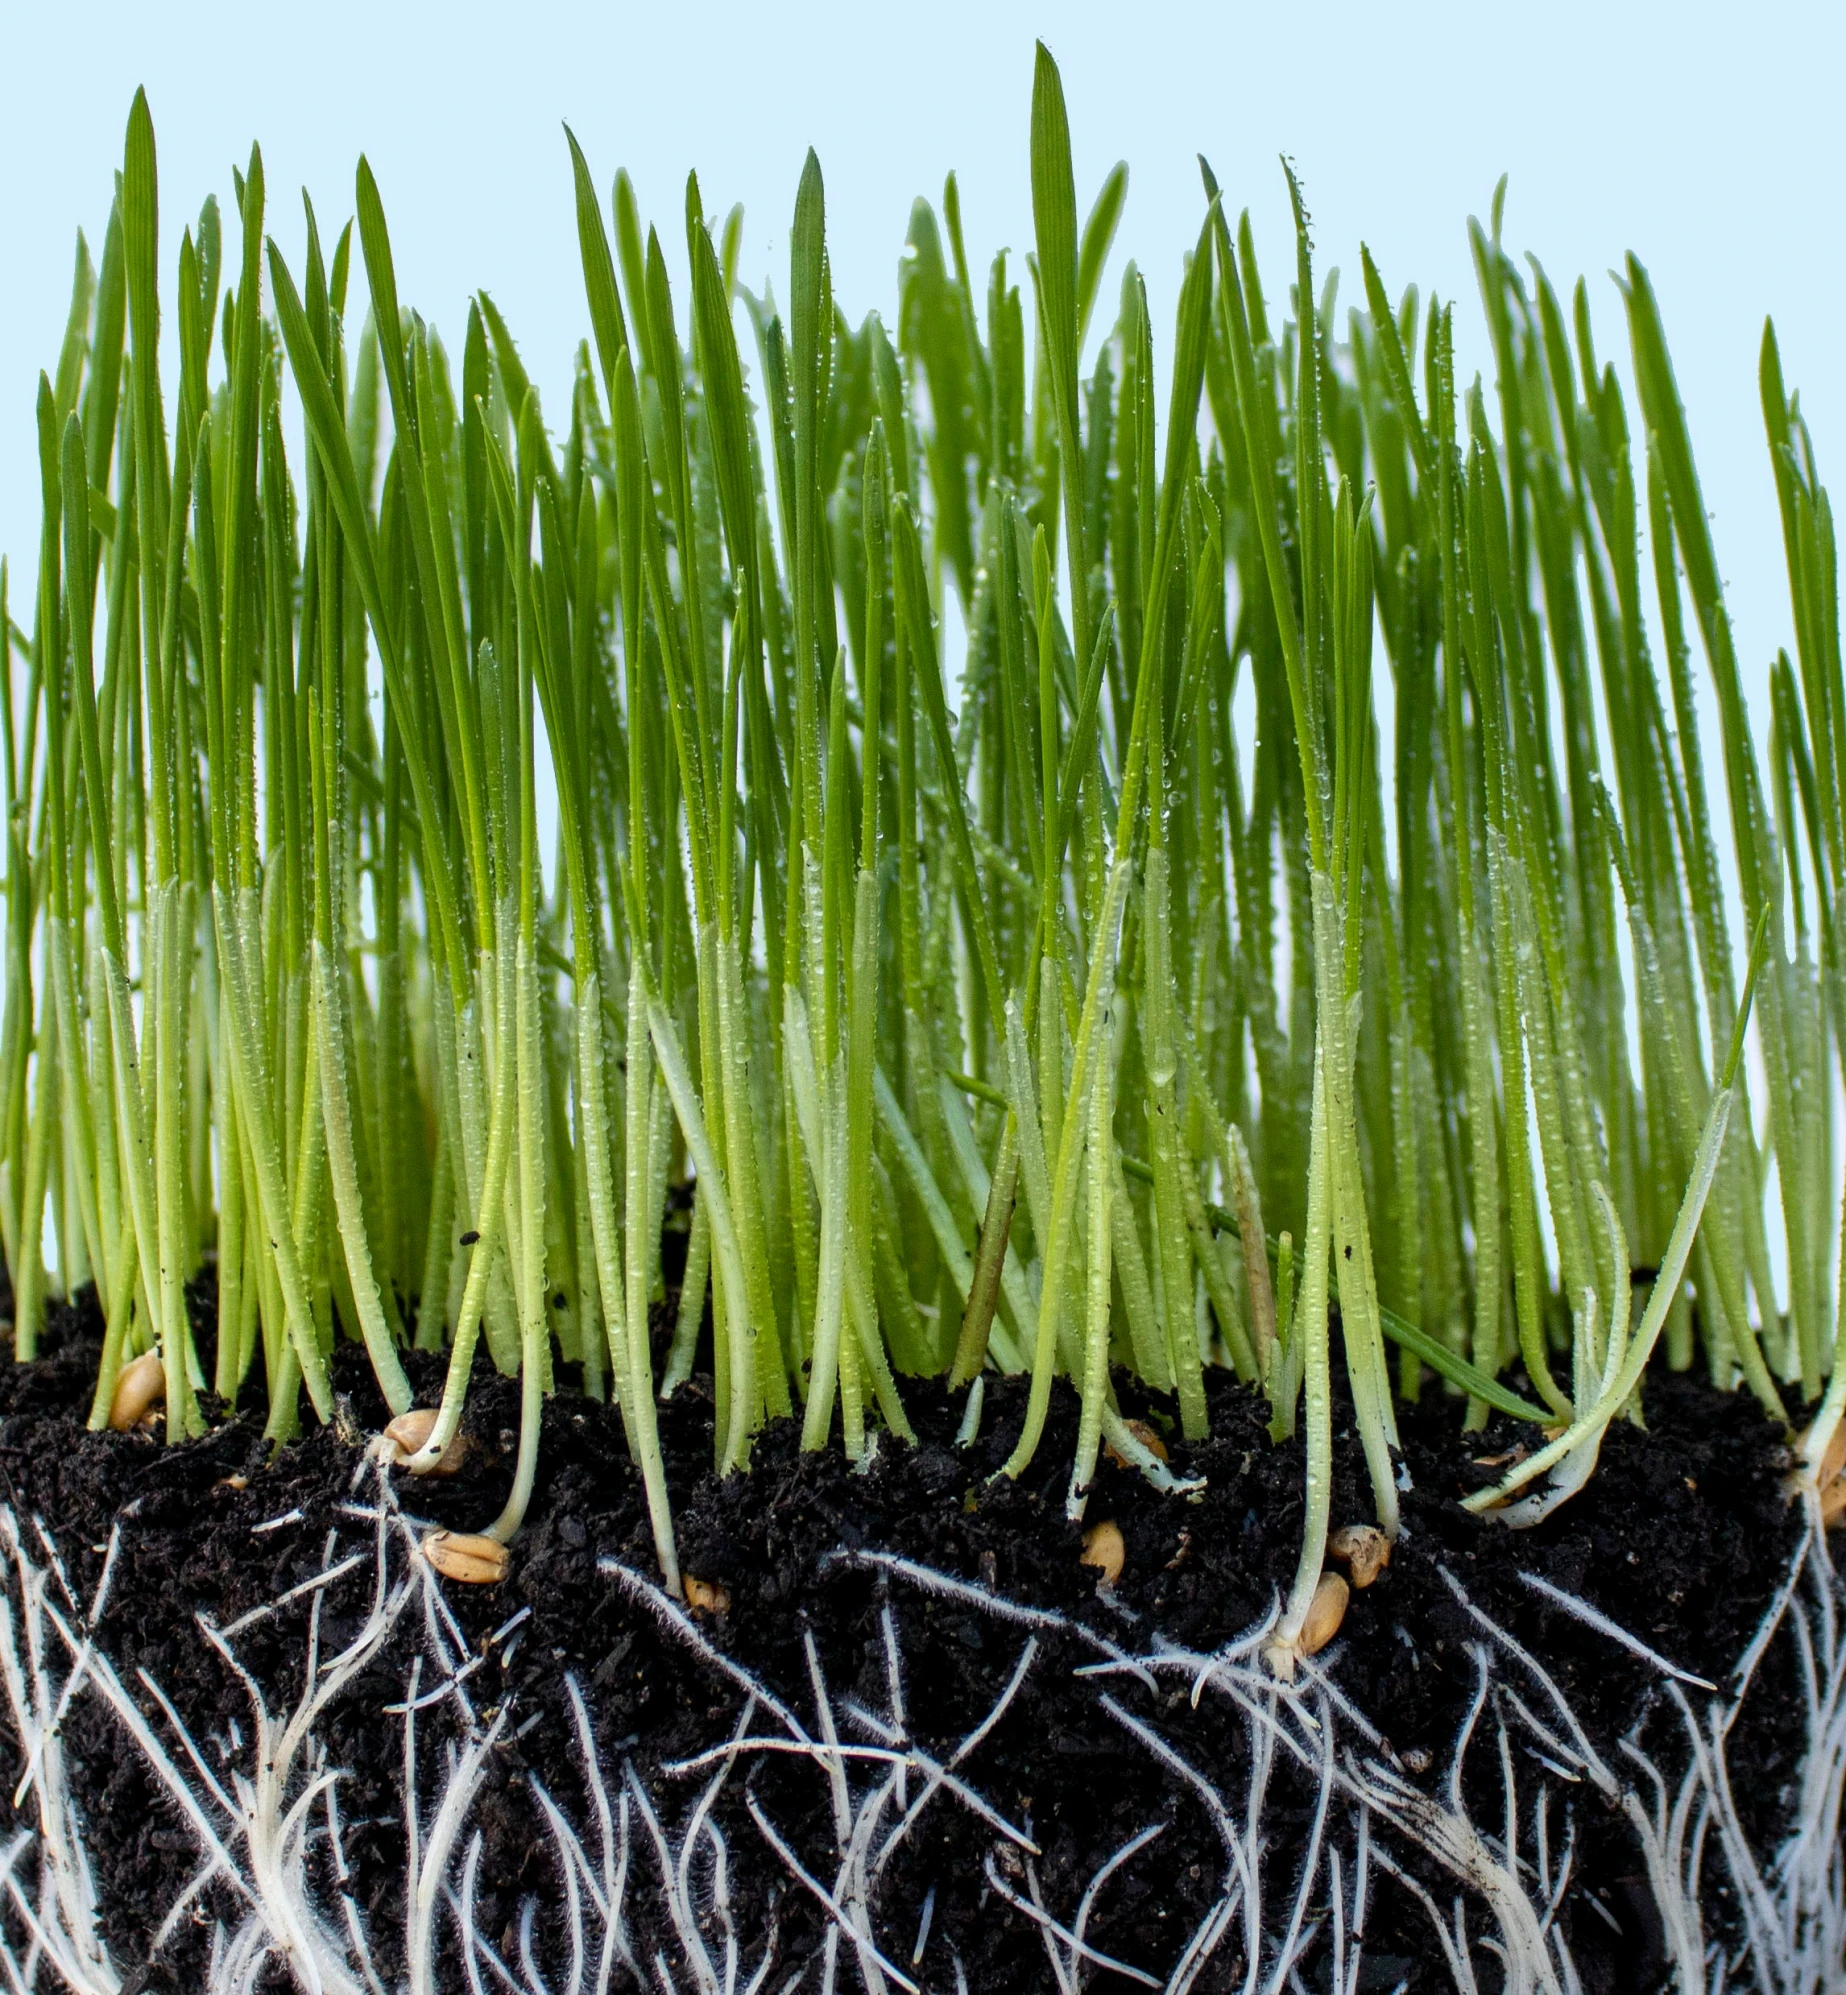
[
  {"xmin": 1105, "ymin": 1419, "xmax": 1169, "ymax": 1468},
  {"xmin": 1327, "ymin": 1524, "xmax": 1390, "ymax": 1588},
  {"xmin": 381, "ymin": 1409, "xmax": 469, "ymax": 1476},
  {"xmin": 421, "ymin": 1531, "xmax": 511, "ymax": 1585},
  {"xmin": 1081, "ymin": 1520, "xmax": 1125, "ymax": 1586},
  {"xmin": 1301, "ymin": 1573, "xmax": 1351, "ymax": 1657},
  {"xmin": 1816, "ymin": 1423, "xmax": 1846, "ymax": 1494},
  {"xmin": 0, "ymin": 44, "xmax": 1837, "ymax": 1645},
  {"xmin": 107, "ymin": 1353, "xmax": 165, "ymax": 1433}
]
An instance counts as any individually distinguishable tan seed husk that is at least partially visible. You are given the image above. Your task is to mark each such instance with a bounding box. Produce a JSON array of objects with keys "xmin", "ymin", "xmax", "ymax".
[
  {"xmin": 421, "ymin": 1530, "xmax": 509, "ymax": 1584},
  {"xmin": 1301, "ymin": 1572, "xmax": 1351, "ymax": 1656},
  {"xmin": 1327, "ymin": 1523, "xmax": 1391, "ymax": 1588},
  {"xmin": 108, "ymin": 1351, "xmax": 165, "ymax": 1433},
  {"xmin": 1105, "ymin": 1419, "xmax": 1170, "ymax": 1468},
  {"xmin": 383, "ymin": 1407, "xmax": 469, "ymax": 1475},
  {"xmin": 1783, "ymin": 1418, "xmax": 1846, "ymax": 1506},
  {"xmin": 684, "ymin": 1576, "xmax": 730, "ymax": 1615},
  {"xmin": 1817, "ymin": 1421, "xmax": 1846, "ymax": 1494},
  {"xmin": 1081, "ymin": 1519, "xmax": 1125, "ymax": 1587}
]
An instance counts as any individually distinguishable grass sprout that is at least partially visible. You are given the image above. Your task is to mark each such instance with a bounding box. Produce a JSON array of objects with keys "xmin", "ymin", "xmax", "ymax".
[{"xmin": 0, "ymin": 44, "xmax": 1840, "ymax": 1633}]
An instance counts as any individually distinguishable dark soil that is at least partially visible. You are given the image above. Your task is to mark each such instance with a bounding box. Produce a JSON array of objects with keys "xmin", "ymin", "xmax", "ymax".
[{"xmin": 0, "ymin": 1275, "xmax": 1808, "ymax": 1995}]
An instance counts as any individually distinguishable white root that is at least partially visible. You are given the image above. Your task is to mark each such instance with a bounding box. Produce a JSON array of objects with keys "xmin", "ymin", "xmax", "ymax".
[{"xmin": 0, "ymin": 1505, "xmax": 1838, "ymax": 1995}]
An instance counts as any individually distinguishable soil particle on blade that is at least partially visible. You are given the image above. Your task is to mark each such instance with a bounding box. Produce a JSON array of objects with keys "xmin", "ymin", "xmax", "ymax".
[{"xmin": 0, "ymin": 1281, "xmax": 1804, "ymax": 1994}]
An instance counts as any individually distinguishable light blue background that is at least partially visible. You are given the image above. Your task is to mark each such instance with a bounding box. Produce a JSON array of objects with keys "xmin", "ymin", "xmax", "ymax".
[{"xmin": 1, "ymin": 0, "xmax": 1841, "ymax": 718}]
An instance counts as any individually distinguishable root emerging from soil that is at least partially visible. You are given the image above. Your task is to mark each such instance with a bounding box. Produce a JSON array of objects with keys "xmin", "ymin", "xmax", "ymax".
[{"xmin": 0, "ymin": 1461, "xmax": 1839, "ymax": 1995}]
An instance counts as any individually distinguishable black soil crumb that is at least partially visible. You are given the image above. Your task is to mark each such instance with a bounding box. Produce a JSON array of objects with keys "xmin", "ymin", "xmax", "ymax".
[{"xmin": 0, "ymin": 1282, "xmax": 1805, "ymax": 1994}]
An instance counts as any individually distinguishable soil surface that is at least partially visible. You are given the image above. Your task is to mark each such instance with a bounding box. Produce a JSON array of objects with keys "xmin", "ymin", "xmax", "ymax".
[{"xmin": 0, "ymin": 1277, "xmax": 1807, "ymax": 1995}]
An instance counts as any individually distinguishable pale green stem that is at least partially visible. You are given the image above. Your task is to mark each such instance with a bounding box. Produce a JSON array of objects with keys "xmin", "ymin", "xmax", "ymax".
[
  {"xmin": 624, "ymin": 959, "xmax": 681, "ymax": 1593},
  {"xmin": 1067, "ymin": 994, "xmax": 1116, "ymax": 1518},
  {"xmin": 47, "ymin": 920, "xmax": 103, "ymax": 1312},
  {"xmin": 416, "ymin": 1129, "xmax": 455, "ymax": 1351},
  {"xmin": 1469, "ymin": 1068, "xmax": 1739, "ymax": 1517},
  {"xmin": 487, "ymin": 934, "xmax": 549, "ymax": 1545},
  {"xmin": 800, "ymin": 1040, "xmax": 850, "ymax": 1452},
  {"xmin": 400, "ymin": 945, "xmax": 519, "ymax": 1472},
  {"xmin": 314, "ymin": 938, "xmax": 412, "ymax": 1416},
  {"xmin": 213, "ymin": 975, "xmax": 246, "ymax": 1401},
  {"xmin": 1002, "ymin": 847, "xmax": 1134, "ymax": 1480},
  {"xmin": 1228, "ymin": 1124, "xmax": 1277, "ymax": 1380},
  {"xmin": 647, "ymin": 988, "xmax": 755, "ymax": 1472},
  {"xmin": 1144, "ymin": 845, "xmax": 1208, "ymax": 1435},
  {"xmin": 1310, "ymin": 869, "xmax": 1397, "ymax": 1535},
  {"xmin": 209, "ymin": 890, "xmax": 333, "ymax": 1423},
  {"xmin": 1457, "ymin": 926, "xmax": 1502, "ymax": 1428},
  {"xmin": 718, "ymin": 929, "xmax": 789, "ymax": 1419},
  {"xmin": 86, "ymin": 1224, "xmax": 140, "ymax": 1429},
  {"xmin": 664, "ymin": 1191, "xmax": 710, "ymax": 1398},
  {"xmin": 1269, "ymin": 1042, "xmax": 1334, "ymax": 1672},
  {"xmin": 1109, "ymin": 1142, "xmax": 1171, "ymax": 1391},
  {"xmin": 1799, "ymin": 1168, "xmax": 1846, "ymax": 1479},
  {"xmin": 13, "ymin": 993, "xmax": 56, "ymax": 1361}
]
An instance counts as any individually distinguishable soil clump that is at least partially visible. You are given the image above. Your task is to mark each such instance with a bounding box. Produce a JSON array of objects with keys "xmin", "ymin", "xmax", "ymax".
[{"xmin": 0, "ymin": 1278, "xmax": 1805, "ymax": 1993}]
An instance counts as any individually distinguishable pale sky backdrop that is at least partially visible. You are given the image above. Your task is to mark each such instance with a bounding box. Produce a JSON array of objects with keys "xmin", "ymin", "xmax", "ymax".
[{"xmin": 1, "ymin": 0, "xmax": 1841, "ymax": 701}]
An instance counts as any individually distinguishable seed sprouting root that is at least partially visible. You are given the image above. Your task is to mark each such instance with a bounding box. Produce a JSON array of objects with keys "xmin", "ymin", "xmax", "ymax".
[{"xmin": 0, "ymin": 1468, "xmax": 1836, "ymax": 1993}]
